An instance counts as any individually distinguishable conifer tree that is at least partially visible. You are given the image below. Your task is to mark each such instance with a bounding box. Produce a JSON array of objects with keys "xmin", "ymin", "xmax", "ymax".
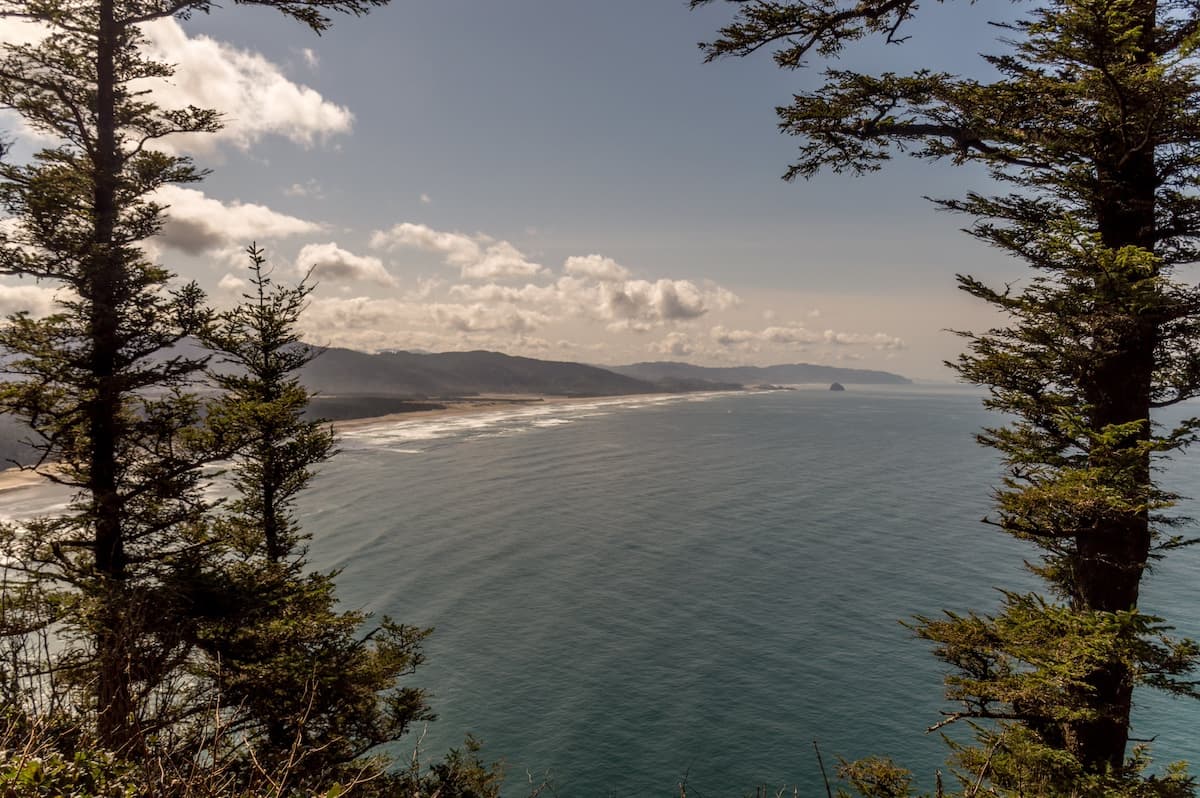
[
  {"xmin": 694, "ymin": 0, "xmax": 1200, "ymax": 792},
  {"xmin": 0, "ymin": 0, "xmax": 386, "ymax": 752},
  {"xmin": 198, "ymin": 246, "xmax": 431, "ymax": 788}
]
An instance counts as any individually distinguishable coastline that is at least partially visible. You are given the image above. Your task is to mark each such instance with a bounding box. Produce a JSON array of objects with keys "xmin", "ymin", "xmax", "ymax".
[
  {"xmin": 330, "ymin": 391, "xmax": 689, "ymax": 433},
  {"xmin": 0, "ymin": 391, "xmax": 704, "ymax": 493}
]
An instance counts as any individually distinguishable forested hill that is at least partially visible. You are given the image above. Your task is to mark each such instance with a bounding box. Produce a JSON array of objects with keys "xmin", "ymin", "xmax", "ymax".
[
  {"xmin": 609, "ymin": 361, "xmax": 912, "ymax": 385},
  {"xmin": 300, "ymin": 348, "xmax": 673, "ymax": 397},
  {"xmin": 0, "ymin": 350, "xmax": 910, "ymax": 467}
]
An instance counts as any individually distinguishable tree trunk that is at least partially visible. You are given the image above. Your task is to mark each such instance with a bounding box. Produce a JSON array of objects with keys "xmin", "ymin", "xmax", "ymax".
[
  {"xmin": 92, "ymin": 0, "xmax": 133, "ymax": 751},
  {"xmin": 1067, "ymin": 0, "xmax": 1160, "ymax": 768}
]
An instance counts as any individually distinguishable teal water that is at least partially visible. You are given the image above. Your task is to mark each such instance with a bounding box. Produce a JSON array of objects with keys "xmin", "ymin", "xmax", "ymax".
[
  {"xmin": 4, "ymin": 386, "xmax": 1198, "ymax": 794},
  {"xmin": 304, "ymin": 386, "xmax": 1200, "ymax": 796}
]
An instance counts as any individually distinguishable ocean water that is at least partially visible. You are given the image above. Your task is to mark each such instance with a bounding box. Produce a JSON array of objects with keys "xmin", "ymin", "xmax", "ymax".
[
  {"xmin": 4, "ymin": 386, "xmax": 1200, "ymax": 795},
  {"xmin": 309, "ymin": 386, "xmax": 1200, "ymax": 795}
]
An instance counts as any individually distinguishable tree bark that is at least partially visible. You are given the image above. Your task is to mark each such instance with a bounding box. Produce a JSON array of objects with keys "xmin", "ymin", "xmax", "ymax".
[
  {"xmin": 1067, "ymin": 0, "xmax": 1160, "ymax": 769},
  {"xmin": 92, "ymin": 0, "xmax": 133, "ymax": 750}
]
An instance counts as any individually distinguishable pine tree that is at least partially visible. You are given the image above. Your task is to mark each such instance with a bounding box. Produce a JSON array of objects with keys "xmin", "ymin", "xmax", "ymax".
[
  {"xmin": 0, "ymin": 0, "xmax": 386, "ymax": 752},
  {"xmin": 694, "ymin": 0, "xmax": 1200, "ymax": 791},
  {"xmin": 198, "ymin": 246, "xmax": 431, "ymax": 788}
]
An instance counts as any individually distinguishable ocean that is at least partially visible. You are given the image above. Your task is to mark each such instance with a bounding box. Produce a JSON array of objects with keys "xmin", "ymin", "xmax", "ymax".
[{"xmin": 5, "ymin": 385, "xmax": 1200, "ymax": 795}]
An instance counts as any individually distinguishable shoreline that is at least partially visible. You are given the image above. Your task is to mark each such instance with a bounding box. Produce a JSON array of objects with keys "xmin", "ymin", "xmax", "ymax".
[
  {"xmin": 0, "ymin": 391, "xmax": 713, "ymax": 493},
  {"xmin": 331, "ymin": 391, "xmax": 689, "ymax": 433}
]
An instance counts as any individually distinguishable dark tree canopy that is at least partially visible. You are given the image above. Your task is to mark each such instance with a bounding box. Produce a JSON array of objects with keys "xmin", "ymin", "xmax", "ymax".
[
  {"xmin": 196, "ymin": 247, "xmax": 432, "ymax": 788},
  {"xmin": 696, "ymin": 0, "xmax": 1200, "ymax": 792},
  {"xmin": 0, "ymin": 0, "xmax": 395, "ymax": 757}
]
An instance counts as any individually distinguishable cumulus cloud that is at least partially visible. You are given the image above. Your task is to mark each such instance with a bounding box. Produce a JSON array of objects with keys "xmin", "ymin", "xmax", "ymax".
[
  {"xmin": 0, "ymin": 18, "xmax": 353, "ymax": 157},
  {"xmin": 564, "ymin": 254, "xmax": 630, "ymax": 282},
  {"xmin": 299, "ymin": 295, "xmax": 551, "ymax": 353},
  {"xmin": 599, "ymin": 279, "xmax": 736, "ymax": 331},
  {"xmin": 156, "ymin": 186, "xmax": 322, "ymax": 254},
  {"xmin": 138, "ymin": 19, "xmax": 353, "ymax": 152},
  {"xmin": 428, "ymin": 303, "xmax": 549, "ymax": 334},
  {"xmin": 370, "ymin": 223, "xmax": 544, "ymax": 280},
  {"xmin": 0, "ymin": 18, "xmax": 354, "ymax": 153},
  {"xmin": 217, "ymin": 276, "xmax": 247, "ymax": 297},
  {"xmin": 711, "ymin": 324, "xmax": 904, "ymax": 351},
  {"xmin": 278, "ymin": 230, "xmax": 746, "ymax": 355},
  {"xmin": 0, "ymin": 283, "xmax": 60, "ymax": 317},
  {"xmin": 296, "ymin": 242, "xmax": 396, "ymax": 287},
  {"xmin": 653, "ymin": 332, "xmax": 694, "ymax": 357},
  {"xmin": 306, "ymin": 296, "xmax": 409, "ymax": 331},
  {"xmin": 448, "ymin": 282, "xmax": 560, "ymax": 306},
  {"xmin": 443, "ymin": 254, "xmax": 739, "ymax": 335},
  {"xmin": 823, "ymin": 330, "xmax": 905, "ymax": 350}
]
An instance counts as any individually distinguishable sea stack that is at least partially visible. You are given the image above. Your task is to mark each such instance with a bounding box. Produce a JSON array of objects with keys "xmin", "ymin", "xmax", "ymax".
[{"xmin": 829, "ymin": 382, "xmax": 846, "ymax": 392}]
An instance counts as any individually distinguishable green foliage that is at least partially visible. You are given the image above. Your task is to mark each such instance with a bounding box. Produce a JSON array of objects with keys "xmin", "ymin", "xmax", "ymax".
[
  {"xmin": 0, "ymin": 714, "xmax": 506, "ymax": 798},
  {"xmin": 0, "ymin": 749, "xmax": 140, "ymax": 798},
  {"xmin": 697, "ymin": 0, "xmax": 1200, "ymax": 789},
  {"xmin": 196, "ymin": 247, "xmax": 432, "ymax": 790},
  {"xmin": 0, "ymin": 0, "xmax": 234, "ymax": 747},
  {"xmin": 382, "ymin": 735, "xmax": 506, "ymax": 798},
  {"xmin": 0, "ymin": 0, "xmax": 407, "ymax": 770},
  {"xmin": 836, "ymin": 757, "xmax": 913, "ymax": 798}
]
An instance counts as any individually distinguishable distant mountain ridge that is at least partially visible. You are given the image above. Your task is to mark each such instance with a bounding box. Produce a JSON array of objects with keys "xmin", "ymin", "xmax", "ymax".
[
  {"xmin": 301, "ymin": 348, "xmax": 664, "ymax": 397},
  {"xmin": 299, "ymin": 349, "xmax": 910, "ymax": 396},
  {"xmin": 0, "ymin": 347, "xmax": 911, "ymax": 467},
  {"xmin": 609, "ymin": 360, "xmax": 911, "ymax": 385}
]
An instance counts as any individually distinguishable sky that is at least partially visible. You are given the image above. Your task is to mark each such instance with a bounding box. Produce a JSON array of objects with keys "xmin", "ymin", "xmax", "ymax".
[{"xmin": 0, "ymin": 0, "xmax": 1037, "ymax": 381}]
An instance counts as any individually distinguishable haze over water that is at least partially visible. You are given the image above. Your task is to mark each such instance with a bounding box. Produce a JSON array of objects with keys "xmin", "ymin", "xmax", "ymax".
[{"xmin": 5, "ymin": 387, "xmax": 1198, "ymax": 794}]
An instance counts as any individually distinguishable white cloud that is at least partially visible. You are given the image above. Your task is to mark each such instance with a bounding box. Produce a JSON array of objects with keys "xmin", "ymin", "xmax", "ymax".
[
  {"xmin": 217, "ymin": 273, "xmax": 247, "ymax": 292},
  {"xmin": 564, "ymin": 254, "xmax": 630, "ymax": 282},
  {"xmin": 448, "ymin": 281, "xmax": 561, "ymax": 306},
  {"xmin": 420, "ymin": 193, "xmax": 433, "ymax": 205},
  {"xmin": 823, "ymin": 330, "xmax": 905, "ymax": 350},
  {"xmin": 0, "ymin": 283, "xmax": 60, "ymax": 317},
  {"xmin": 711, "ymin": 325, "xmax": 823, "ymax": 348},
  {"xmin": 301, "ymin": 296, "xmax": 415, "ymax": 350},
  {"xmin": 653, "ymin": 332, "xmax": 694, "ymax": 357},
  {"xmin": 297, "ymin": 242, "xmax": 396, "ymax": 287},
  {"xmin": 710, "ymin": 326, "xmax": 758, "ymax": 347},
  {"xmin": 0, "ymin": 19, "xmax": 352, "ymax": 153},
  {"xmin": 300, "ymin": 295, "xmax": 550, "ymax": 353},
  {"xmin": 300, "ymin": 47, "xmax": 319, "ymax": 69},
  {"xmin": 447, "ymin": 265, "xmax": 737, "ymax": 333},
  {"xmin": 283, "ymin": 180, "xmax": 324, "ymax": 199},
  {"xmin": 155, "ymin": 186, "xmax": 322, "ymax": 254},
  {"xmin": 370, "ymin": 222, "xmax": 543, "ymax": 280},
  {"xmin": 710, "ymin": 324, "xmax": 904, "ymax": 351},
  {"xmin": 0, "ymin": 19, "xmax": 46, "ymax": 47},
  {"xmin": 598, "ymin": 278, "xmax": 736, "ymax": 330},
  {"xmin": 428, "ymin": 303, "xmax": 549, "ymax": 334},
  {"xmin": 138, "ymin": 19, "xmax": 353, "ymax": 152}
]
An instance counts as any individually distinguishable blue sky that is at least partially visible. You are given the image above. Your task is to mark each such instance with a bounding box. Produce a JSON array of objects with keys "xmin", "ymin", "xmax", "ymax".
[{"xmin": 1, "ymin": 0, "xmax": 1033, "ymax": 380}]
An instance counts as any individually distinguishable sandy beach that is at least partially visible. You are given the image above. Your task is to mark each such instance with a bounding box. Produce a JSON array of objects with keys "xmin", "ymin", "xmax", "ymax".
[
  {"xmin": 0, "ymin": 391, "xmax": 691, "ymax": 493},
  {"xmin": 330, "ymin": 392, "xmax": 688, "ymax": 433},
  {"xmin": 330, "ymin": 393, "xmax": 552, "ymax": 433}
]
